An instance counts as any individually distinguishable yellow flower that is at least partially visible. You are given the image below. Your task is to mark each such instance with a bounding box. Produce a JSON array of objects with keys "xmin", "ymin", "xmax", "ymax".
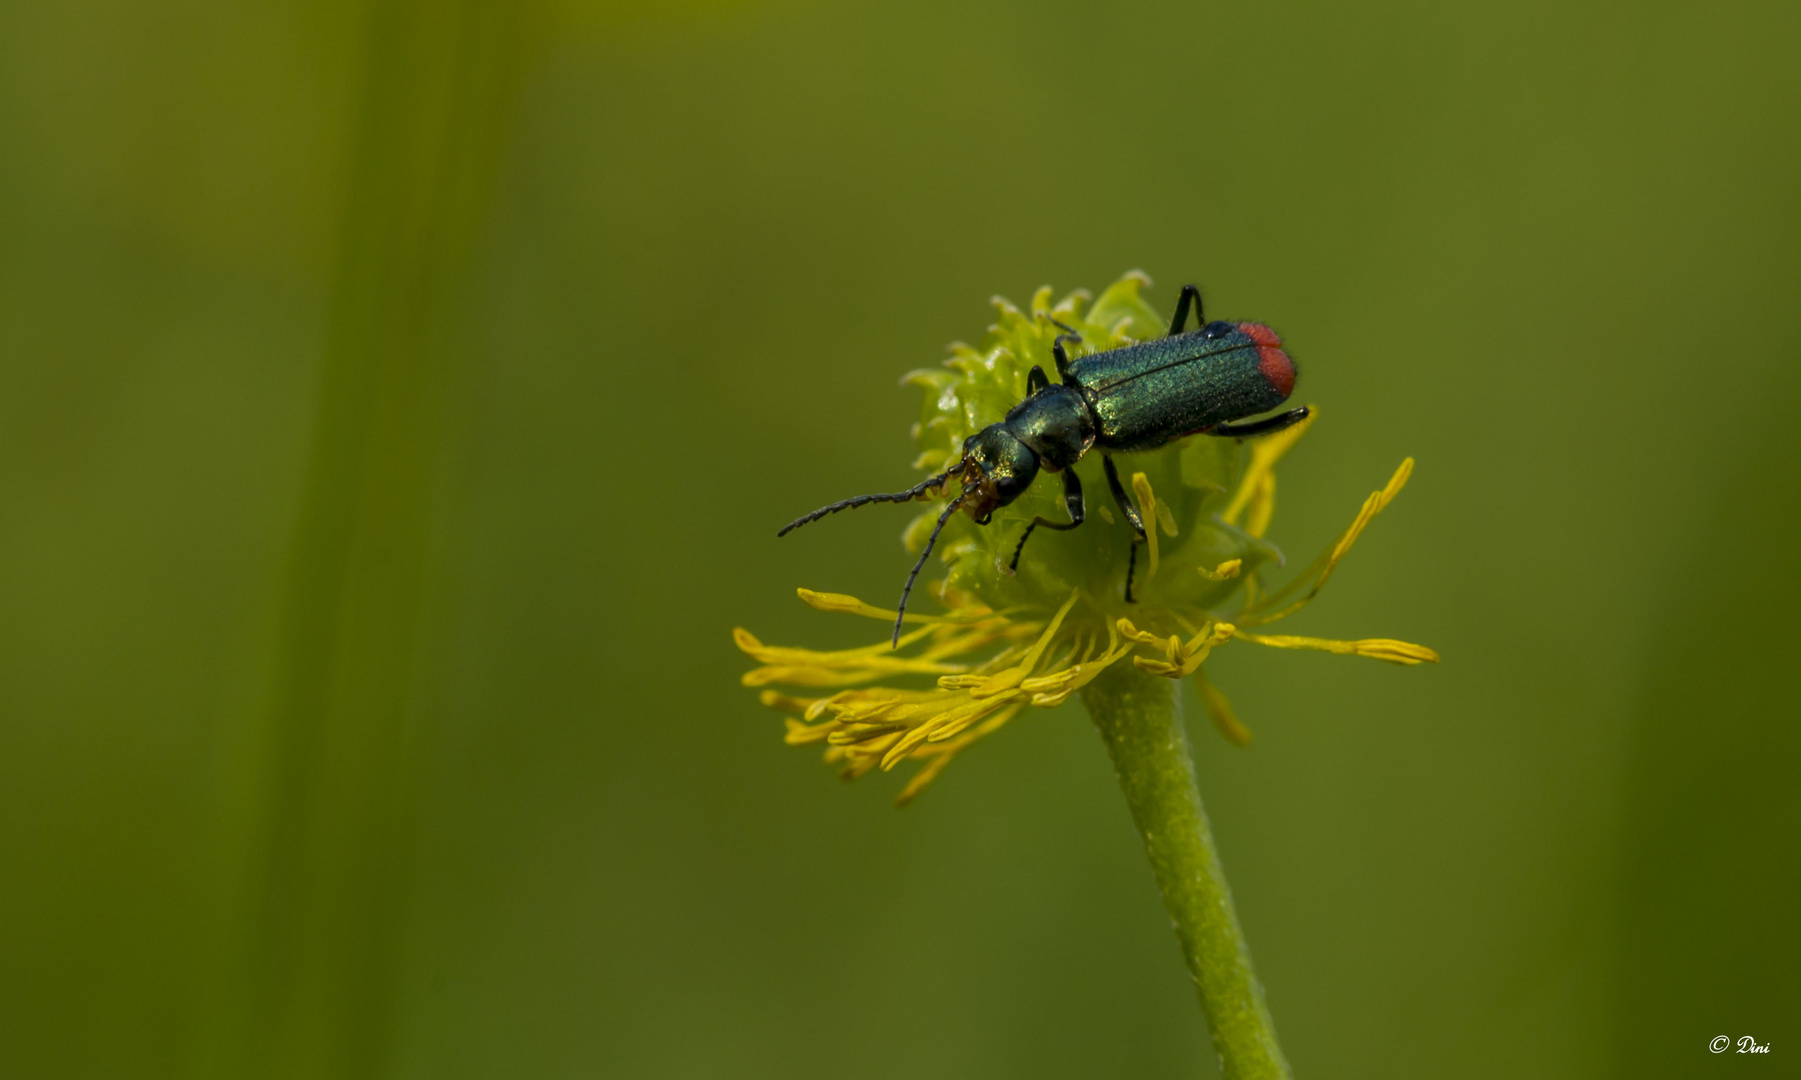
[{"xmin": 736, "ymin": 273, "xmax": 1436, "ymax": 804}]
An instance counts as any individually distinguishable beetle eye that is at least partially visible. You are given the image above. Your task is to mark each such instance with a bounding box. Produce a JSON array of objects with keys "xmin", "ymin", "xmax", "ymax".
[{"xmin": 1203, "ymin": 321, "xmax": 1234, "ymax": 339}]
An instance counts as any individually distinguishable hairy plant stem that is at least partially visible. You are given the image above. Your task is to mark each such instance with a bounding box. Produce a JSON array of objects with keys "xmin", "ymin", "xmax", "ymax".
[{"xmin": 1081, "ymin": 662, "xmax": 1291, "ymax": 1080}]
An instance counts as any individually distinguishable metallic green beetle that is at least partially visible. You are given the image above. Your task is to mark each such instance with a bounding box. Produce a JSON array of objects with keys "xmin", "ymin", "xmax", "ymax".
[{"xmin": 780, "ymin": 284, "xmax": 1308, "ymax": 644}]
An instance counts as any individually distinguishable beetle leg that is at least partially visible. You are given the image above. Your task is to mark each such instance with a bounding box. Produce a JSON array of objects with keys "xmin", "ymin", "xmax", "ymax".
[
  {"xmin": 1026, "ymin": 364, "xmax": 1050, "ymax": 395},
  {"xmin": 1045, "ymin": 316, "xmax": 1083, "ymax": 384},
  {"xmin": 1169, "ymin": 284, "xmax": 1205, "ymax": 336},
  {"xmin": 1102, "ymin": 454, "xmax": 1148, "ymax": 602},
  {"xmin": 1006, "ymin": 469, "xmax": 1085, "ymax": 572},
  {"xmin": 1125, "ymin": 539, "xmax": 1138, "ymax": 602},
  {"xmin": 1210, "ymin": 406, "xmax": 1310, "ymax": 440},
  {"xmin": 1101, "ymin": 455, "xmax": 1147, "ymax": 537}
]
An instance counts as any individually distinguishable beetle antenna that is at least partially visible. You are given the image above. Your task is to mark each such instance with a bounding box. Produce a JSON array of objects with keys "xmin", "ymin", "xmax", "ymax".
[
  {"xmin": 893, "ymin": 491, "xmax": 967, "ymax": 647},
  {"xmin": 777, "ymin": 465, "xmax": 961, "ymax": 537}
]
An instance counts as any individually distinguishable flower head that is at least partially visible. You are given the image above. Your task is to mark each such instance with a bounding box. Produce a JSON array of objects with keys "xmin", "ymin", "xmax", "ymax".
[{"xmin": 738, "ymin": 273, "xmax": 1436, "ymax": 804}]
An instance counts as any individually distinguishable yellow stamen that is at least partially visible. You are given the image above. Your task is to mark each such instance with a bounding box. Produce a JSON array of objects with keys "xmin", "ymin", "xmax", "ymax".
[
  {"xmin": 1018, "ymin": 625, "xmax": 1136, "ymax": 706},
  {"xmin": 894, "ymin": 704, "xmax": 1024, "ymax": 806},
  {"xmin": 921, "ymin": 696, "xmax": 1017, "ymax": 744},
  {"xmin": 1117, "ymin": 617, "xmax": 1182, "ymax": 667},
  {"xmin": 734, "ymin": 625, "xmax": 981, "ymax": 687},
  {"xmin": 758, "ymin": 689, "xmax": 820, "ymax": 714},
  {"xmin": 1119, "ymin": 617, "xmax": 1236, "ymax": 678},
  {"xmin": 1245, "ymin": 471, "xmax": 1276, "ymax": 538},
  {"xmin": 1131, "ymin": 471, "xmax": 1161, "ymax": 580},
  {"xmin": 894, "ymin": 743, "xmax": 962, "ymax": 805},
  {"xmin": 746, "ymin": 591, "xmax": 1125, "ymax": 776},
  {"xmin": 818, "ymin": 687, "xmax": 960, "ymax": 723},
  {"xmin": 827, "ymin": 719, "xmax": 910, "ymax": 745},
  {"xmin": 1221, "ymin": 404, "xmax": 1317, "ymax": 526},
  {"xmin": 783, "ymin": 717, "xmax": 834, "ymax": 745},
  {"xmin": 734, "ymin": 625, "xmax": 936, "ymax": 667},
  {"xmin": 737, "ymin": 661, "xmax": 967, "ymax": 687},
  {"xmin": 1238, "ymin": 457, "xmax": 1413, "ymax": 627},
  {"xmin": 1234, "ymin": 630, "xmax": 1440, "ymax": 666},
  {"xmin": 881, "ymin": 696, "xmax": 1008, "ymax": 768},
  {"xmin": 1197, "ymin": 559, "xmax": 1242, "ymax": 582},
  {"xmin": 797, "ymin": 587, "xmax": 991, "ymax": 623},
  {"xmin": 1194, "ymin": 667, "xmax": 1253, "ymax": 746},
  {"xmin": 936, "ymin": 591, "xmax": 1080, "ymax": 698},
  {"xmin": 829, "ymin": 738, "xmax": 893, "ymax": 780}
]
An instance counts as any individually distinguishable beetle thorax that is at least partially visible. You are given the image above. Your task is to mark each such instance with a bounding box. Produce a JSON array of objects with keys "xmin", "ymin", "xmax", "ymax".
[{"xmin": 1002, "ymin": 385, "xmax": 1095, "ymax": 472}]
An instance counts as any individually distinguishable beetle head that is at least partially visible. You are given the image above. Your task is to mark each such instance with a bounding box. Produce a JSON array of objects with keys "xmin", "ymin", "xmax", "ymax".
[{"xmin": 958, "ymin": 423, "xmax": 1039, "ymax": 523}]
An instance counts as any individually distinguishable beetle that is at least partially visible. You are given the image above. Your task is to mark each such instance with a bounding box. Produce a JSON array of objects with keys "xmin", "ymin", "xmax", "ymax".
[{"xmin": 779, "ymin": 284, "xmax": 1309, "ymax": 645}]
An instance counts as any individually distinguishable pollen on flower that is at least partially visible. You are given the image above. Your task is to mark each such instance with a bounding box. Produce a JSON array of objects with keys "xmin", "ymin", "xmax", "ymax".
[{"xmin": 737, "ymin": 274, "xmax": 1437, "ymax": 804}]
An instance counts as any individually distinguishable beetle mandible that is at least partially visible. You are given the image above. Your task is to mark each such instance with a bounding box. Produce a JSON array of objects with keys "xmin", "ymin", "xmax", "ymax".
[{"xmin": 779, "ymin": 284, "xmax": 1309, "ymax": 645}]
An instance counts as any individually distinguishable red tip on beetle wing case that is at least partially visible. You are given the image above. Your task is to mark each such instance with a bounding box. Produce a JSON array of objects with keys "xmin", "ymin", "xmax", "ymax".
[{"xmin": 1239, "ymin": 322, "xmax": 1296, "ymax": 399}]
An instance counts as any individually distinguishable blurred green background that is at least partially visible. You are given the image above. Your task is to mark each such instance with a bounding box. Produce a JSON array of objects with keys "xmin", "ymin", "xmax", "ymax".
[{"xmin": 2, "ymin": 1, "xmax": 1797, "ymax": 1077}]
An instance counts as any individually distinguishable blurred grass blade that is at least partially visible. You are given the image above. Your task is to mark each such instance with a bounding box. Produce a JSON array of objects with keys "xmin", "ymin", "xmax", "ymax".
[{"xmin": 204, "ymin": 3, "xmax": 535, "ymax": 1076}]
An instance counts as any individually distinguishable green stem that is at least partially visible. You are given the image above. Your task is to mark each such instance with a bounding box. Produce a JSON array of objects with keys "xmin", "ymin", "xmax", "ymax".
[{"xmin": 1081, "ymin": 662, "xmax": 1291, "ymax": 1080}]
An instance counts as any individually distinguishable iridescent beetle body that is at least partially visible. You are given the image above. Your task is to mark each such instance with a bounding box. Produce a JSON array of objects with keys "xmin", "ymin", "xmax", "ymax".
[{"xmin": 780, "ymin": 284, "xmax": 1307, "ymax": 644}]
